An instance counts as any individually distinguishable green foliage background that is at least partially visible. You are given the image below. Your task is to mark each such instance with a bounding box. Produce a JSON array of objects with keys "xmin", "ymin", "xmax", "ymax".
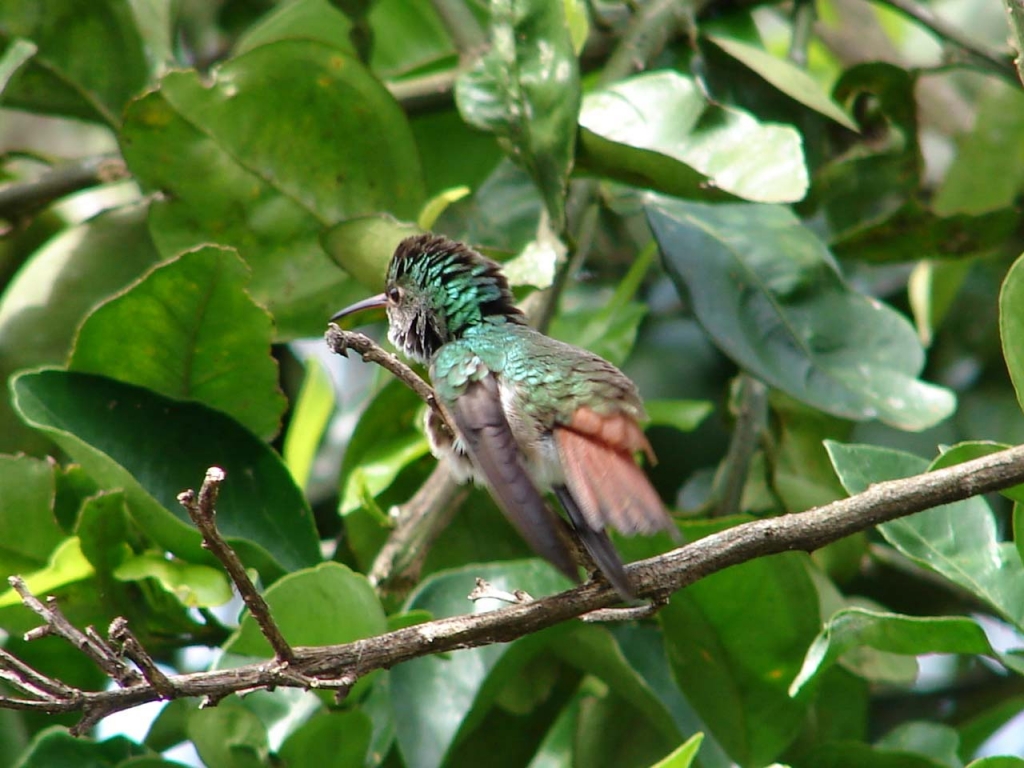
[{"xmin": 2, "ymin": 0, "xmax": 1024, "ymax": 766}]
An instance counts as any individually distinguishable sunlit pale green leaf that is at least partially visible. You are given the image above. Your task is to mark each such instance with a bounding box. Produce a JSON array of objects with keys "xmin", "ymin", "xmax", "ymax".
[
  {"xmin": 643, "ymin": 400, "xmax": 713, "ymax": 433},
  {"xmin": 70, "ymin": 246, "xmax": 286, "ymax": 441},
  {"xmin": 579, "ymin": 71, "xmax": 808, "ymax": 203},
  {"xmin": 649, "ymin": 733, "xmax": 705, "ymax": 768},
  {"xmin": 114, "ymin": 552, "xmax": 232, "ymax": 608},
  {"xmin": 455, "ymin": 0, "xmax": 580, "ymax": 229},
  {"xmin": 0, "ymin": 537, "xmax": 93, "ymax": 607},
  {"xmin": 648, "ymin": 196, "xmax": 956, "ymax": 430},
  {"xmin": 283, "ymin": 358, "xmax": 336, "ymax": 491},
  {"xmin": 0, "ymin": 37, "xmax": 36, "ymax": 96}
]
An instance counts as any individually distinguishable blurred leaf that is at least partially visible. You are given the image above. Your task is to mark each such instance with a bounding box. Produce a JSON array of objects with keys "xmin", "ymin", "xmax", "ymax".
[
  {"xmin": 75, "ymin": 490, "xmax": 130, "ymax": 573},
  {"xmin": 70, "ymin": 246, "xmax": 286, "ymax": 441},
  {"xmin": 790, "ymin": 608, "xmax": 1016, "ymax": 696},
  {"xmin": 658, "ymin": 519, "xmax": 820, "ymax": 767},
  {"xmin": 418, "ymin": 186, "xmax": 471, "ymax": 231},
  {"xmin": 0, "ymin": 0, "xmax": 148, "ymax": 124},
  {"xmin": 771, "ymin": 394, "xmax": 852, "ymax": 513},
  {"xmin": 967, "ymin": 759, "xmax": 1024, "ymax": 768},
  {"xmin": 367, "ymin": 0, "xmax": 454, "ymax": 76},
  {"xmin": 525, "ymin": 688, "xmax": 581, "ymax": 768},
  {"xmin": 0, "ymin": 204, "xmax": 162, "ymax": 453},
  {"xmin": 1000, "ymin": 252, "xmax": 1024, "ymax": 417},
  {"xmin": 796, "ymin": 742, "xmax": 948, "ymax": 768},
  {"xmin": 114, "ymin": 552, "xmax": 232, "ymax": 608},
  {"xmin": 187, "ymin": 702, "xmax": 269, "ymax": 768},
  {"xmin": 579, "ymin": 70, "xmax": 808, "ymax": 203},
  {"xmin": 706, "ymin": 36, "xmax": 856, "ymax": 131},
  {"xmin": 933, "ymin": 80, "xmax": 1024, "ymax": 216},
  {"xmin": 278, "ymin": 710, "xmax": 372, "ymax": 768},
  {"xmin": 958, "ymin": 696, "xmax": 1024, "ymax": 761},
  {"xmin": 877, "ymin": 722, "xmax": 960, "ymax": 767},
  {"xmin": 235, "ymin": 0, "xmax": 357, "ymax": 56},
  {"xmin": 0, "ymin": 453, "xmax": 60, "ymax": 579},
  {"xmin": 10, "ymin": 728, "xmax": 148, "ymax": 768},
  {"xmin": 575, "ymin": 688, "xmax": 680, "ymax": 768},
  {"xmin": 0, "ymin": 537, "xmax": 93, "ymax": 607},
  {"xmin": 121, "ymin": 40, "xmax": 425, "ymax": 338},
  {"xmin": 455, "ymin": 0, "xmax": 580, "ymax": 229},
  {"xmin": 650, "ymin": 733, "xmax": 705, "ymax": 768},
  {"xmin": 410, "ymin": 108, "xmax": 503, "ymax": 197},
  {"xmin": 500, "ymin": 221, "xmax": 563, "ymax": 290},
  {"xmin": 391, "ymin": 560, "xmax": 573, "ymax": 768},
  {"xmin": 11, "ymin": 370, "xmax": 320, "ymax": 581},
  {"xmin": 0, "ymin": 37, "xmax": 36, "ymax": 96},
  {"xmin": 825, "ymin": 442, "xmax": 1024, "ymax": 630},
  {"xmin": 643, "ymin": 399, "xmax": 713, "ymax": 434},
  {"xmin": 283, "ymin": 358, "xmax": 336, "ymax": 491},
  {"xmin": 549, "ymin": 243, "xmax": 655, "ymax": 366},
  {"xmin": 322, "ymin": 215, "xmax": 421, "ymax": 292},
  {"xmin": 225, "ymin": 562, "xmax": 387, "ymax": 655},
  {"xmin": 908, "ymin": 259, "xmax": 973, "ymax": 347},
  {"xmin": 339, "ymin": 380, "xmax": 431, "ymax": 515},
  {"xmin": 648, "ymin": 196, "xmax": 956, "ymax": 430}
]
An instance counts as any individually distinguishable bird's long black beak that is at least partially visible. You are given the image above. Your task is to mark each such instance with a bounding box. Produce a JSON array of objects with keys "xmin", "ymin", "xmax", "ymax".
[{"xmin": 329, "ymin": 293, "xmax": 388, "ymax": 324}]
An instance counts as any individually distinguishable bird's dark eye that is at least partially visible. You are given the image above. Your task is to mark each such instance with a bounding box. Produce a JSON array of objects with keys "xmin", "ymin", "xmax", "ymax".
[{"xmin": 387, "ymin": 286, "xmax": 402, "ymax": 303}]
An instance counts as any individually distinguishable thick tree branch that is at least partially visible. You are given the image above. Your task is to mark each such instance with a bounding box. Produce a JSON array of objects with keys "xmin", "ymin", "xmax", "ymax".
[{"xmin": 3, "ymin": 445, "xmax": 1024, "ymax": 729}]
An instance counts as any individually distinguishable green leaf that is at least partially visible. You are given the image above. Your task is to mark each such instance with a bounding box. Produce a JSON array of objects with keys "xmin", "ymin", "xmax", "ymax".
[
  {"xmin": 70, "ymin": 246, "xmax": 286, "ymax": 441},
  {"xmin": 114, "ymin": 552, "xmax": 232, "ymax": 608},
  {"xmin": 1000, "ymin": 252, "xmax": 1024, "ymax": 418},
  {"xmin": 0, "ymin": 0, "xmax": 148, "ymax": 125},
  {"xmin": 526, "ymin": 688, "xmax": 581, "ymax": 768},
  {"xmin": 235, "ymin": 0, "xmax": 357, "ymax": 57},
  {"xmin": 455, "ymin": 0, "xmax": 580, "ymax": 229},
  {"xmin": 574, "ymin": 686, "xmax": 682, "ymax": 768},
  {"xmin": 825, "ymin": 441, "xmax": 1024, "ymax": 630},
  {"xmin": 657, "ymin": 519, "xmax": 820, "ymax": 767},
  {"xmin": 579, "ymin": 71, "xmax": 808, "ymax": 204},
  {"xmin": 186, "ymin": 702, "xmax": 269, "ymax": 768},
  {"xmin": 647, "ymin": 196, "xmax": 955, "ymax": 430},
  {"xmin": 418, "ymin": 186, "xmax": 472, "ymax": 231},
  {"xmin": 278, "ymin": 710, "xmax": 373, "ymax": 768},
  {"xmin": 643, "ymin": 400, "xmax": 713, "ymax": 433},
  {"xmin": 283, "ymin": 358, "xmax": 336, "ymax": 491},
  {"xmin": 0, "ymin": 204, "xmax": 162, "ymax": 453},
  {"xmin": 0, "ymin": 37, "xmax": 36, "ymax": 96},
  {"xmin": 121, "ymin": 40, "xmax": 425, "ymax": 338},
  {"xmin": 706, "ymin": 36, "xmax": 857, "ymax": 131},
  {"xmin": 391, "ymin": 560, "xmax": 573, "ymax": 768},
  {"xmin": 908, "ymin": 259, "xmax": 973, "ymax": 347},
  {"xmin": 225, "ymin": 562, "xmax": 386, "ymax": 656},
  {"xmin": 930, "ymin": 441, "xmax": 1024, "ymax": 504},
  {"xmin": 958, "ymin": 695, "xmax": 1024, "ymax": 760},
  {"xmin": 11, "ymin": 728, "xmax": 148, "ymax": 768},
  {"xmin": 0, "ymin": 454, "xmax": 60, "ymax": 579},
  {"xmin": 75, "ymin": 490, "xmax": 130, "ymax": 573},
  {"xmin": 0, "ymin": 537, "xmax": 93, "ymax": 607},
  {"xmin": 967, "ymin": 759, "xmax": 1024, "ymax": 768},
  {"xmin": 322, "ymin": 215, "xmax": 422, "ymax": 292},
  {"xmin": 877, "ymin": 722, "xmax": 961, "ymax": 767},
  {"xmin": 11, "ymin": 369, "xmax": 320, "ymax": 581},
  {"xmin": 650, "ymin": 733, "xmax": 705, "ymax": 768},
  {"xmin": 367, "ymin": 0, "xmax": 454, "ymax": 77},
  {"xmin": 339, "ymin": 380, "xmax": 431, "ymax": 516},
  {"xmin": 790, "ymin": 608, "xmax": 1014, "ymax": 696}
]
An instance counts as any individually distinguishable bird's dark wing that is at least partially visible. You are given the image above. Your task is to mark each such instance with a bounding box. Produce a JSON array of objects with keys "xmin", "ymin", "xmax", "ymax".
[
  {"xmin": 444, "ymin": 375, "xmax": 579, "ymax": 582},
  {"xmin": 554, "ymin": 485, "xmax": 633, "ymax": 600}
]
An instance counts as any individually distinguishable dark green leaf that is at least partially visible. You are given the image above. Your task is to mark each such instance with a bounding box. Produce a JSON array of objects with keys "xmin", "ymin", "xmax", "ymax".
[
  {"xmin": 826, "ymin": 441, "xmax": 1024, "ymax": 630},
  {"xmin": 706, "ymin": 36, "xmax": 856, "ymax": 130},
  {"xmin": 876, "ymin": 722, "xmax": 961, "ymax": 767},
  {"xmin": 367, "ymin": 0, "xmax": 455, "ymax": 77},
  {"xmin": 647, "ymin": 196, "xmax": 955, "ymax": 430},
  {"xmin": 75, "ymin": 490, "xmax": 130, "ymax": 573},
  {"xmin": 11, "ymin": 370, "xmax": 320, "ymax": 580},
  {"xmin": 579, "ymin": 71, "xmax": 808, "ymax": 203},
  {"xmin": 186, "ymin": 702, "xmax": 269, "ymax": 768},
  {"xmin": 658, "ymin": 519, "xmax": 820, "ymax": 767},
  {"xmin": 235, "ymin": 0, "xmax": 357, "ymax": 57},
  {"xmin": 0, "ymin": 0, "xmax": 148, "ymax": 124},
  {"xmin": 0, "ymin": 454, "xmax": 59, "ymax": 579},
  {"xmin": 574, "ymin": 687, "xmax": 681, "ymax": 768},
  {"xmin": 796, "ymin": 741, "xmax": 947, "ymax": 768},
  {"xmin": 70, "ymin": 246, "xmax": 286, "ymax": 441},
  {"xmin": 11, "ymin": 727, "xmax": 148, "ymax": 768},
  {"xmin": 455, "ymin": 0, "xmax": 580, "ymax": 229},
  {"xmin": 278, "ymin": 710, "xmax": 372, "ymax": 768},
  {"xmin": 121, "ymin": 40, "xmax": 425, "ymax": 338}
]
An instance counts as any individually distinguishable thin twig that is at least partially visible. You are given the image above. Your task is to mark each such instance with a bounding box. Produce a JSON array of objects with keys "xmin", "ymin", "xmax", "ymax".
[
  {"xmin": 788, "ymin": 0, "xmax": 816, "ymax": 68},
  {"xmin": 1003, "ymin": 0, "xmax": 1024, "ymax": 84},
  {"xmin": 872, "ymin": 0, "xmax": 1016, "ymax": 80},
  {"xmin": 0, "ymin": 155, "xmax": 128, "ymax": 222},
  {"xmin": 178, "ymin": 467, "xmax": 295, "ymax": 664},
  {"xmin": 430, "ymin": 0, "xmax": 487, "ymax": 59},
  {"xmin": 386, "ymin": 69, "xmax": 459, "ymax": 114},
  {"xmin": 108, "ymin": 618, "xmax": 173, "ymax": 699},
  {"xmin": 713, "ymin": 375, "xmax": 768, "ymax": 518}
]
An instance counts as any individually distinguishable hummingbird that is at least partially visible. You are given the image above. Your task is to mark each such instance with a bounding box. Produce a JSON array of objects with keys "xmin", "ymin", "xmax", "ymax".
[{"xmin": 331, "ymin": 233, "xmax": 676, "ymax": 599}]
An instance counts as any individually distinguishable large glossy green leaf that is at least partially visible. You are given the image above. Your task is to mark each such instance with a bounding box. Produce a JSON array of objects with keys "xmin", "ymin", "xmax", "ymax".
[
  {"xmin": 578, "ymin": 71, "xmax": 808, "ymax": 204},
  {"xmin": 705, "ymin": 36, "xmax": 857, "ymax": 131},
  {"xmin": 655, "ymin": 519, "xmax": 820, "ymax": 767},
  {"xmin": 391, "ymin": 560, "xmax": 573, "ymax": 768},
  {"xmin": 790, "ymin": 608, "xmax": 1019, "ymax": 696},
  {"xmin": 825, "ymin": 442, "xmax": 1024, "ymax": 630},
  {"xmin": 70, "ymin": 246, "xmax": 286, "ymax": 441},
  {"xmin": 0, "ymin": 454, "xmax": 60, "ymax": 579},
  {"xmin": 11, "ymin": 369, "xmax": 320, "ymax": 581},
  {"xmin": 0, "ymin": 204, "xmax": 162, "ymax": 453},
  {"xmin": 0, "ymin": 0, "xmax": 148, "ymax": 125},
  {"xmin": 121, "ymin": 39, "xmax": 425, "ymax": 338},
  {"xmin": 225, "ymin": 562, "xmax": 386, "ymax": 655},
  {"xmin": 455, "ymin": 0, "xmax": 580, "ymax": 230},
  {"xmin": 647, "ymin": 196, "xmax": 955, "ymax": 430}
]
